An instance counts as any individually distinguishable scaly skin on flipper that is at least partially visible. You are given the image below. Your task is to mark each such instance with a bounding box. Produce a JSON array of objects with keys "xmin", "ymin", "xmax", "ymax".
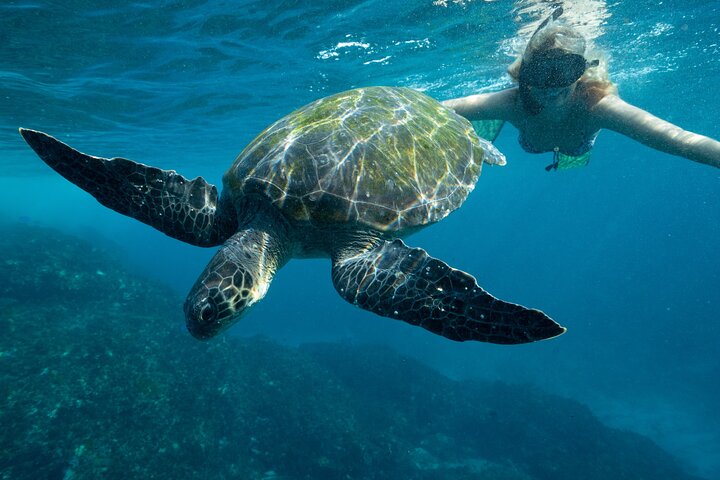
[
  {"xmin": 19, "ymin": 129, "xmax": 236, "ymax": 247},
  {"xmin": 332, "ymin": 239, "xmax": 564, "ymax": 344}
]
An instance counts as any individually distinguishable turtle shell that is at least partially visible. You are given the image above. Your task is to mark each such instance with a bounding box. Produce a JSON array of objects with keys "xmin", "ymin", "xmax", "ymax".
[{"xmin": 224, "ymin": 86, "xmax": 488, "ymax": 232}]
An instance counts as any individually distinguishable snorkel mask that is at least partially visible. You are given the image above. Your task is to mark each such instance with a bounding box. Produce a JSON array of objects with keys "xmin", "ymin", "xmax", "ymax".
[
  {"xmin": 519, "ymin": 49, "xmax": 600, "ymax": 88},
  {"xmin": 518, "ymin": 7, "xmax": 600, "ymax": 89}
]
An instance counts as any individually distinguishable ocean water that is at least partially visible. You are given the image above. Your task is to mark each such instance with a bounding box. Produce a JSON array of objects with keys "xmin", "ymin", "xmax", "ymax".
[{"xmin": 1, "ymin": 0, "xmax": 719, "ymax": 478}]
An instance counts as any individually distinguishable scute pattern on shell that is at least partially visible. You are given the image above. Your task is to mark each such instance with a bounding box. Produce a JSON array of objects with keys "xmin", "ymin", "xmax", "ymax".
[{"xmin": 224, "ymin": 86, "xmax": 485, "ymax": 232}]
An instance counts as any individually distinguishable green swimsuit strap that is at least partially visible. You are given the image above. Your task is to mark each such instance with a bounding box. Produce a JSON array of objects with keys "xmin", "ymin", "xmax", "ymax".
[
  {"xmin": 545, "ymin": 149, "xmax": 592, "ymax": 171},
  {"xmin": 471, "ymin": 119, "xmax": 505, "ymax": 142}
]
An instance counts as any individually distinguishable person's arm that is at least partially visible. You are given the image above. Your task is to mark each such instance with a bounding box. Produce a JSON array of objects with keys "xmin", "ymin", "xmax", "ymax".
[
  {"xmin": 592, "ymin": 95, "xmax": 720, "ymax": 169},
  {"xmin": 442, "ymin": 89, "xmax": 517, "ymax": 122}
]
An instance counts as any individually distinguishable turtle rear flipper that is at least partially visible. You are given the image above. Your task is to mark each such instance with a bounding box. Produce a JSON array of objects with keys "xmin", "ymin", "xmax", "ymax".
[
  {"xmin": 332, "ymin": 239, "xmax": 565, "ymax": 344},
  {"xmin": 19, "ymin": 129, "xmax": 236, "ymax": 247}
]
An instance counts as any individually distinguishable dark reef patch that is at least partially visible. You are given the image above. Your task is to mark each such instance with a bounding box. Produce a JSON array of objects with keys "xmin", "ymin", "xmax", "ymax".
[{"xmin": 0, "ymin": 224, "xmax": 702, "ymax": 479}]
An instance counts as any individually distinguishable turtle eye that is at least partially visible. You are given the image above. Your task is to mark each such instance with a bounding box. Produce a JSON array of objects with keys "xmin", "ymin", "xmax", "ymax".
[{"xmin": 199, "ymin": 302, "xmax": 217, "ymax": 324}]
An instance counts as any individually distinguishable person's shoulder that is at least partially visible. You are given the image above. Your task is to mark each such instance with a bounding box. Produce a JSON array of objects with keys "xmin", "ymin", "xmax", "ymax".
[
  {"xmin": 488, "ymin": 87, "xmax": 519, "ymax": 103},
  {"xmin": 443, "ymin": 88, "xmax": 518, "ymax": 121},
  {"xmin": 444, "ymin": 88, "xmax": 515, "ymax": 105},
  {"xmin": 493, "ymin": 88, "xmax": 520, "ymax": 121},
  {"xmin": 590, "ymin": 92, "xmax": 622, "ymax": 108},
  {"xmin": 479, "ymin": 88, "xmax": 520, "ymax": 120},
  {"xmin": 588, "ymin": 93, "xmax": 669, "ymax": 136},
  {"xmin": 586, "ymin": 93, "xmax": 626, "ymax": 129}
]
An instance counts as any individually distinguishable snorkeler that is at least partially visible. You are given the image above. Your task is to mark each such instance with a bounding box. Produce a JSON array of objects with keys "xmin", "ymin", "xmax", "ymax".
[{"xmin": 442, "ymin": 7, "xmax": 720, "ymax": 171}]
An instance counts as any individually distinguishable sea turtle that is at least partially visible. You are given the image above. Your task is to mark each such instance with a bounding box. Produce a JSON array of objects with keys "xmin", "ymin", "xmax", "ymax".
[{"xmin": 20, "ymin": 86, "xmax": 565, "ymax": 344}]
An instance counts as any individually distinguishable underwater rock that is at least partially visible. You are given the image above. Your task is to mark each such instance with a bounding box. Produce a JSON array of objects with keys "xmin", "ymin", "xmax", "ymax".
[
  {"xmin": 0, "ymin": 224, "xmax": 146, "ymax": 305},
  {"xmin": 0, "ymin": 224, "xmax": 703, "ymax": 479}
]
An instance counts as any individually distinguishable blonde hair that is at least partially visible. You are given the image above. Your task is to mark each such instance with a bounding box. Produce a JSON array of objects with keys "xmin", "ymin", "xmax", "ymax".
[{"xmin": 507, "ymin": 23, "xmax": 617, "ymax": 110}]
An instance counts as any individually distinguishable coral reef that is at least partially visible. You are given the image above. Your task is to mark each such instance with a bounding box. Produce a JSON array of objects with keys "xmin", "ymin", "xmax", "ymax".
[{"xmin": 0, "ymin": 224, "xmax": 702, "ymax": 479}]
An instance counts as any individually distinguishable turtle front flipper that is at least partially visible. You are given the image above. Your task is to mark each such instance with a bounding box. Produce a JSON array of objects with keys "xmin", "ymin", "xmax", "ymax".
[
  {"xmin": 19, "ymin": 129, "xmax": 236, "ymax": 247},
  {"xmin": 332, "ymin": 239, "xmax": 565, "ymax": 344}
]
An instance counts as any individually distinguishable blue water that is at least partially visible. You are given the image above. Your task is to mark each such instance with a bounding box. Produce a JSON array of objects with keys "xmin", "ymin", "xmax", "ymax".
[{"xmin": 2, "ymin": 0, "xmax": 719, "ymax": 477}]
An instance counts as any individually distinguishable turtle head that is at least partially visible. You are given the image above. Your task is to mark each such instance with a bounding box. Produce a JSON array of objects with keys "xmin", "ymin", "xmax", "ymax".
[{"xmin": 184, "ymin": 229, "xmax": 284, "ymax": 340}]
